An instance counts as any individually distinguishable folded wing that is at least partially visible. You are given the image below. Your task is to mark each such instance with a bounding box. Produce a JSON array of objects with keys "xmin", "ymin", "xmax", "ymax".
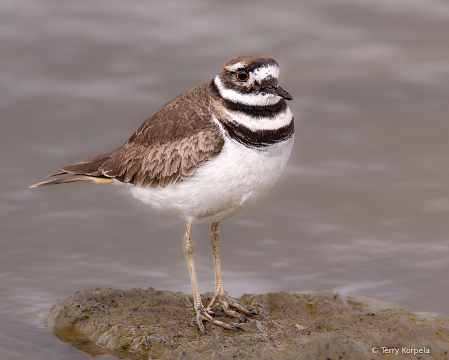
[{"xmin": 31, "ymin": 81, "xmax": 224, "ymax": 189}]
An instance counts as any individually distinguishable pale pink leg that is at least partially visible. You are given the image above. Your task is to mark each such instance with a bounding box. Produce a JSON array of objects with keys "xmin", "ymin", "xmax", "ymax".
[
  {"xmin": 206, "ymin": 222, "xmax": 257, "ymax": 323},
  {"xmin": 182, "ymin": 218, "xmax": 244, "ymax": 334}
]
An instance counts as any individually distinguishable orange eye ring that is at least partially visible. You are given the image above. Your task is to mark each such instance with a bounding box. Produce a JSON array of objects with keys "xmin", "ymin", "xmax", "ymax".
[{"xmin": 236, "ymin": 69, "xmax": 249, "ymax": 82}]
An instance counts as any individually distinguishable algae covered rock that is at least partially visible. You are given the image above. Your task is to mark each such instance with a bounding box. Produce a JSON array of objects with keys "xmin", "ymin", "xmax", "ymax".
[{"xmin": 46, "ymin": 287, "xmax": 449, "ymax": 359}]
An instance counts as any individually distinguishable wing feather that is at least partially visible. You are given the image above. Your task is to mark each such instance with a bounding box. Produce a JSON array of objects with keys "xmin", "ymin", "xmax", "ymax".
[
  {"xmin": 100, "ymin": 80, "xmax": 224, "ymax": 188},
  {"xmin": 31, "ymin": 80, "xmax": 224, "ymax": 189}
]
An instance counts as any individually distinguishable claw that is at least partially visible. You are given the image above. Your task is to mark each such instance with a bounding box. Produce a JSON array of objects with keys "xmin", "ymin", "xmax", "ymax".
[
  {"xmin": 225, "ymin": 299, "xmax": 256, "ymax": 317},
  {"xmin": 193, "ymin": 295, "xmax": 256, "ymax": 334},
  {"xmin": 196, "ymin": 309, "xmax": 208, "ymax": 335},
  {"xmin": 196, "ymin": 305, "xmax": 245, "ymax": 334},
  {"xmin": 206, "ymin": 295, "xmax": 256, "ymax": 325}
]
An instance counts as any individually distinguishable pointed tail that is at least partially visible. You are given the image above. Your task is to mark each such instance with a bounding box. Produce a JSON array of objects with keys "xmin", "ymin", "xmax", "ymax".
[{"xmin": 30, "ymin": 147, "xmax": 121, "ymax": 188}]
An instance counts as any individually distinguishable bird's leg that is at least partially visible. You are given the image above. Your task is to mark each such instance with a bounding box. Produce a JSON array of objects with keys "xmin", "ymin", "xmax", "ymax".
[
  {"xmin": 182, "ymin": 218, "xmax": 243, "ymax": 334},
  {"xmin": 206, "ymin": 222, "xmax": 257, "ymax": 323}
]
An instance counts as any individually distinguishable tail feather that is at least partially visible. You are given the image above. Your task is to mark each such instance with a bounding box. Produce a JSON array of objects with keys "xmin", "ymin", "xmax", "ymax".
[
  {"xmin": 30, "ymin": 147, "xmax": 121, "ymax": 188},
  {"xmin": 46, "ymin": 171, "xmax": 66, "ymax": 178},
  {"xmin": 59, "ymin": 160, "xmax": 106, "ymax": 177},
  {"xmin": 31, "ymin": 175, "xmax": 93, "ymax": 188}
]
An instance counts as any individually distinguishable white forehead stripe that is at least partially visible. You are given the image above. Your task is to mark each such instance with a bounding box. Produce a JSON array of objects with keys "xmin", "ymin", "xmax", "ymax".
[
  {"xmin": 253, "ymin": 65, "xmax": 280, "ymax": 82},
  {"xmin": 214, "ymin": 75, "xmax": 281, "ymax": 106}
]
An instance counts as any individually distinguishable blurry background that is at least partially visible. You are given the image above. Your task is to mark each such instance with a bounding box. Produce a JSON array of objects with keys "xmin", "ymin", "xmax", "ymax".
[{"xmin": 1, "ymin": 0, "xmax": 449, "ymax": 358}]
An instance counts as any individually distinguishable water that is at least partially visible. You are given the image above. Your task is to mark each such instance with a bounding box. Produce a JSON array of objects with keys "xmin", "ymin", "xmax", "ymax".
[{"xmin": 1, "ymin": 0, "xmax": 449, "ymax": 358}]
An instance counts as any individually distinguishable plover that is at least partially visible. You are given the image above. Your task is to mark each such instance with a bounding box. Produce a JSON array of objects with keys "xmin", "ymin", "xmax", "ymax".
[{"xmin": 31, "ymin": 54, "xmax": 294, "ymax": 334}]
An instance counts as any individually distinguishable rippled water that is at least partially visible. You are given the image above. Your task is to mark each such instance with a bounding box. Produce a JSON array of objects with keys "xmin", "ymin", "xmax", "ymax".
[{"xmin": 1, "ymin": 0, "xmax": 449, "ymax": 358}]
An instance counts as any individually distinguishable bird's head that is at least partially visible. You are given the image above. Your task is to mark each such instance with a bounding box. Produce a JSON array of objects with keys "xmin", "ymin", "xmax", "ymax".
[{"xmin": 214, "ymin": 54, "xmax": 292, "ymax": 106}]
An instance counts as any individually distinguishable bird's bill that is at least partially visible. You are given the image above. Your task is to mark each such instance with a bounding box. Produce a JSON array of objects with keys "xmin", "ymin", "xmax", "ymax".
[{"xmin": 265, "ymin": 80, "xmax": 293, "ymax": 100}]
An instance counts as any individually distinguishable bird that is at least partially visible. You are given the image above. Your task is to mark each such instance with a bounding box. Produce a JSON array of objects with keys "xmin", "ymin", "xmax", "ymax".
[{"xmin": 31, "ymin": 54, "xmax": 294, "ymax": 334}]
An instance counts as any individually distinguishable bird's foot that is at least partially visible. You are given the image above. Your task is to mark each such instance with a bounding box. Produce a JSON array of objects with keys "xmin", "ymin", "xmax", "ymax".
[
  {"xmin": 206, "ymin": 294, "xmax": 258, "ymax": 324},
  {"xmin": 195, "ymin": 305, "xmax": 244, "ymax": 335}
]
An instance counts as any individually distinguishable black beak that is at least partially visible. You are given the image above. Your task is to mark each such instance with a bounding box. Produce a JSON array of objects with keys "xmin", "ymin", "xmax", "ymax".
[{"xmin": 265, "ymin": 80, "xmax": 293, "ymax": 100}]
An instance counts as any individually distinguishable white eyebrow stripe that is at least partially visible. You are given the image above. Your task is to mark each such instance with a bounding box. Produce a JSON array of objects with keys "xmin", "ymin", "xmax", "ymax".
[
  {"xmin": 214, "ymin": 75, "xmax": 281, "ymax": 106},
  {"xmin": 228, "ymin": 62, "xmax": 243, "ymax": 72}
]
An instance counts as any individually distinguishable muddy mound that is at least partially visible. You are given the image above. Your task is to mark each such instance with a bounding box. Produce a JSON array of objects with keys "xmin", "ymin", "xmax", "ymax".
[{"xmin": 46, "ymin": 287, "xmax": 449, "ymax": 359}]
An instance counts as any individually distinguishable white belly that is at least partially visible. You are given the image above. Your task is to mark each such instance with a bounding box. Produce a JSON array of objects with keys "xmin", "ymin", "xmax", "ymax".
[{"xmin": 126, "ymin": 136, "xmax": 294, "ymax": 223}]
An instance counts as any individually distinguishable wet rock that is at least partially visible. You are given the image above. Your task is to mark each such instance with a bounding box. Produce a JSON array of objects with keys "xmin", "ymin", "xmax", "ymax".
[{"xmin": 46, "ymin": 287, "xmax": 449, "ymax": 359}]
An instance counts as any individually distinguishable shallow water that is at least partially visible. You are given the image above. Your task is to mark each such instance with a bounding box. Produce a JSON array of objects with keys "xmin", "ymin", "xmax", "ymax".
[{"xmin": 1, "ymin": 0, "xmax": 449, "ymax": 358}]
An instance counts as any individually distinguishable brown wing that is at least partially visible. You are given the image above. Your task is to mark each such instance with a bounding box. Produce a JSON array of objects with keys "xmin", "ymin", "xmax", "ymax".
[
  {"xmin": 100, "ymin": 80, "xmax": 224, "ymax": 188},
  {"xmin": 31, "ymin": 80, "xmax": 224, "ymax": 189}
]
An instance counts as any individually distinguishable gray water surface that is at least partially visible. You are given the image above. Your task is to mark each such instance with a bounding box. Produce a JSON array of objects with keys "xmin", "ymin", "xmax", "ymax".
[{"xmin": 1, "ymin": 0, "xmax": 449, "ymax": 358}]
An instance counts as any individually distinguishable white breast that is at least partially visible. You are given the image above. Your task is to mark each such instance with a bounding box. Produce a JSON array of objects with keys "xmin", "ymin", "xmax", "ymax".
[{"xmin": 126, "ymin": 135, "xmax": 294, "ymax": 223}]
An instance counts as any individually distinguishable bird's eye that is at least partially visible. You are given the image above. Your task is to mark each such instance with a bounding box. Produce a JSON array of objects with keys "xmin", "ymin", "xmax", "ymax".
[{"xmin": 236, "ymin": 69, "xmax": 249, "ymax": 82}]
